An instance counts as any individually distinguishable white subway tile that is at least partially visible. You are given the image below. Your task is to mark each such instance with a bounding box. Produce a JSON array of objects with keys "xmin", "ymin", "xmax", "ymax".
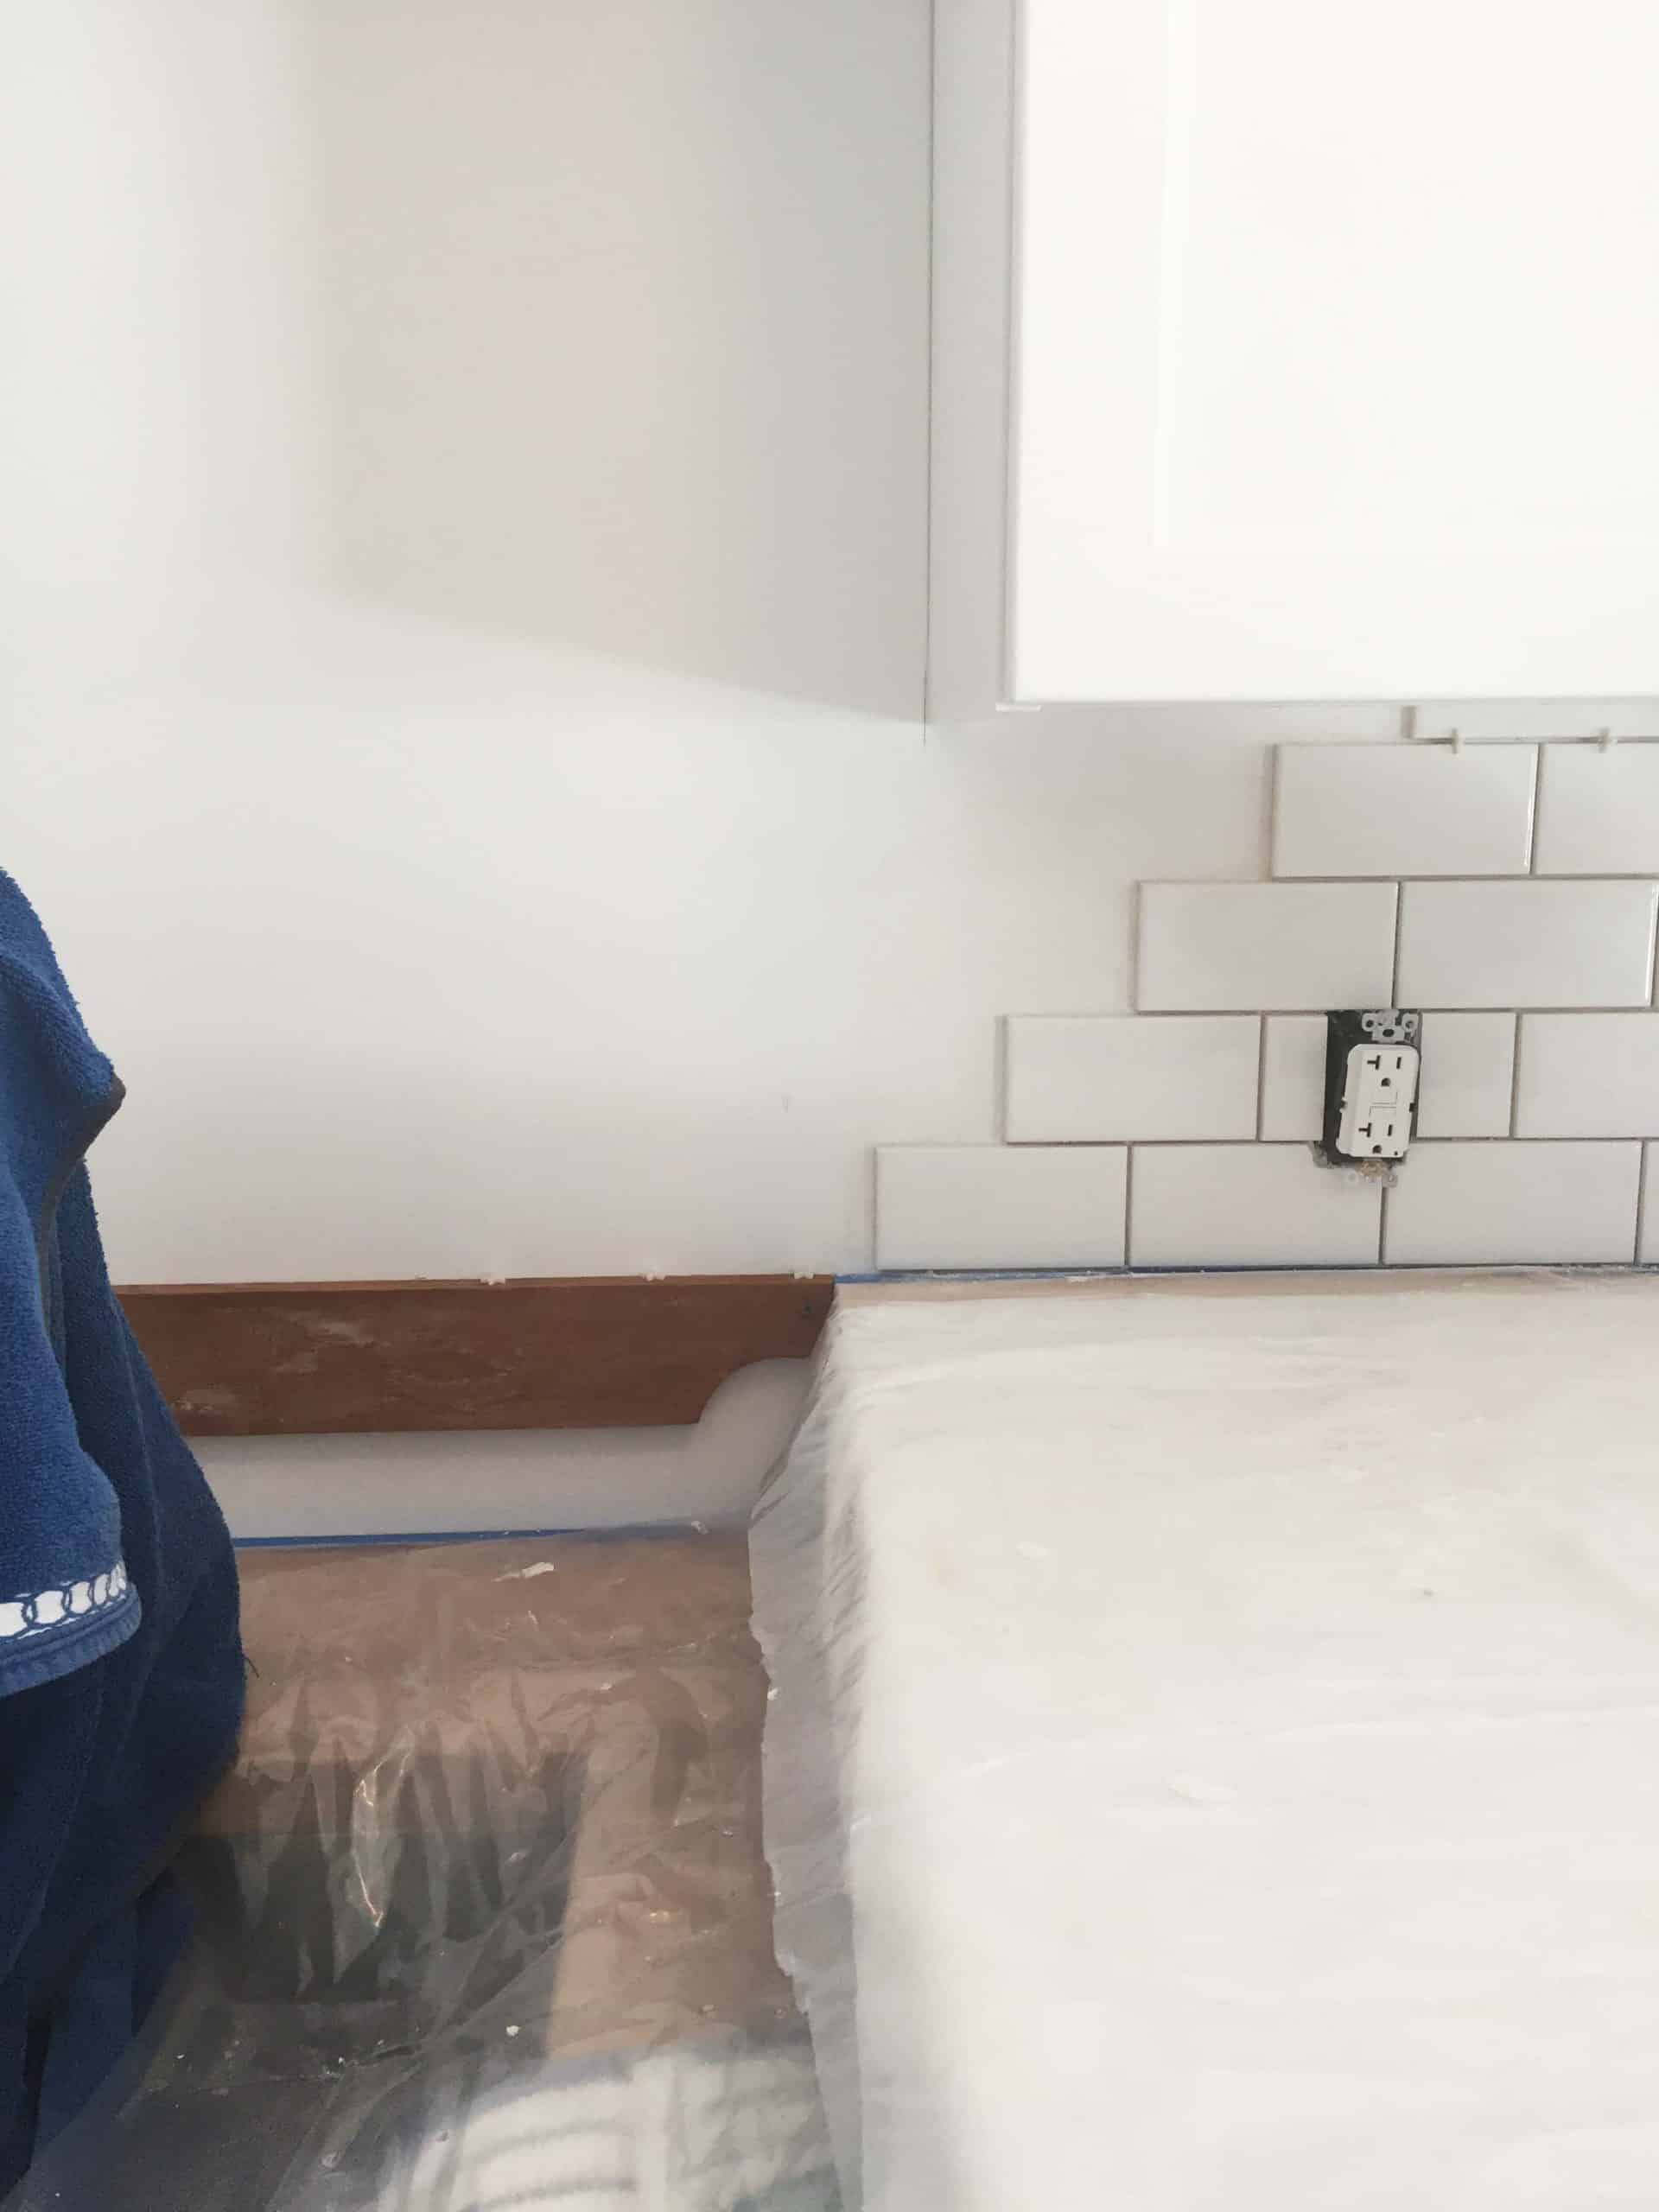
[
  {"xmin": 1643, "ymin": 1147, "xmax": 1657, "ymax": 1264},
  {"xmin": 1259, "ymin": 1016, "xmax": 1327, "ymax": 1140},
  {"xmin": 1137, "ymin": 883, "xmax": 1398, "ymax": 1013},
  {"xmin": 1129, "ymin": 1144, "xmax": 1382, "ymax": 1268},
  {"xmin": 1384, "ymin": 1142, "xmax": 1641, "ymax": 1266},
  {"xmin": 1274, "ymin": 743, "xmax": 1535, "ymax": 878},
  {"xmin": 1414, "ymin": 1013, "xmax": 1518, "ymax": 1138},
  {"xmin": 875, "ymin": 1146, "xmax": 1126, "ymax": 1272},
  {"xmin": 1005, "ymin": 1015, "xmax": 1258, "ymax": 1143},
  {"xmin": 1414, "ymin": 702, "xmax": 1659, "ymax": 741},
  {"xmin": 1535, "ymin": 742, "xmax": 1659, "ymax": 875},
  {"xmin": 1396, "ymin": 880, "xmax": 1658, "ymax": 1009},
  {"xmin": 1259, "ymin": 1011, "xmax": 1516, "ymax": 1141},
  {"xmin": 1516, "ymin": 1014, "xmax": 1659, "ymax": 1137}
]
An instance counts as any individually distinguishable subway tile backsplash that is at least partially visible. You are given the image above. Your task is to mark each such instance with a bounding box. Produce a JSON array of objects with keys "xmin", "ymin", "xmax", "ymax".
[
  {"xmin": 1535, "ymin": 742, "xmax": 1659, "ymax": 874},
  {"xmin": 1413, "ymin": 1013, "xmax": 1519, "ymax": 1139},
  {"xmin": 1136, "ymin": 881, "xmax": 1398, "ymax": 1011},
  {"xmin": 1258, "ymin": 1015, "xmax": 1328, "ymax": 1141},
  {"xmin": 1384, "ymin": 1142, "xmax": 1643, "ymax": 1268},
  {"xmin": 1259, "ymin": 1009, "xmax": 1518, "ymax": 1143},
  {"xmin": 1515, "ymin": 1014, "xmax": 1659, "ymax": 1138},
  {"xmin": 1130, "ymin": 1144, "xmax": 1382, "ymax": 1270},
  {"xmin": 1274, "ymin": 742, "xmax": 1536, "ymax": 878},
  {"xmin": 874, "ymin": 1146, "xmax": 1127, "ymax": 1273},
  {"xmin": 1396, "ymin": 878, "xmax": 1659, "ymax": 1008},
  {"xmin": 875, "ymin": 738, "xmax": 1659, "ymax": 1274},
  {"xmin": 1005, "ymin": 1015, "xmax": 1259, "ymax": 1143}
]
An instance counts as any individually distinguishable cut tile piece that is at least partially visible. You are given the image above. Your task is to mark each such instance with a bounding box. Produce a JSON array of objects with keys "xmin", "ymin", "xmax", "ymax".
[
  {"xmin": 1005, "ymin": 1015, "xmax": 1259, "ymax": 1142},
  {"xmin": 1396, "ymin": 880, "xmax": 1658, "ymax": 1009},
  {"xmin": 1414, "ymin": 1013, "xmax": 1518, "ymax": 1139},
  {"xmin": 1128, "ymin": 1144, "xmax": 1382, "ymax": 1269},
  {"xmin": 1259, "ymin": 1012, "xmax": 1516, "ymax": 1141},
  {"xmin": 1259, "ymin": 1016, "xmax": 1327, "ymax": 1141},
  {"xmin": 1516, "ymin": 1014, "xmax": 1659, "ymax": 1137},
  {"xmin": 1137, "ymin": 883, "xmax": 1399, "ymax": 1013},
  {"xmin": 1274, "ymin": 743, "xmax": 1535, "ymax": 878},
  {"xmin": 874, "ymin": 1146, "xmax": 1127, "ymax": 1273},
  {"xmin": 1384, "ymin": 1142, "xmax": 1641, "ymax": 1266},
  {"xmin": 1535, "ymin": 742, "xmax": 1659, "ymax": 875}
]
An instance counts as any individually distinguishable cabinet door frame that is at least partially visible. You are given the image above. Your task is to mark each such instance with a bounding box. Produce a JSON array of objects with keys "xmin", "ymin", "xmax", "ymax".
[{"xmin": 999, "ymin": 0, "xmax": 1659, "ymax": 706}]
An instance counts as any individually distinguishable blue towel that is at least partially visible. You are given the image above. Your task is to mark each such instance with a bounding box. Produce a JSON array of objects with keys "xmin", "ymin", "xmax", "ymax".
[{"xmin": 0, "ymin": 872, "xmax": 245, "ymax": 2190}]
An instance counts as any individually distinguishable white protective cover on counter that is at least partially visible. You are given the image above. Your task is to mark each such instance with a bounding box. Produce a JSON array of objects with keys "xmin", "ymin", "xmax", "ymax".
[{"xmin": 750, "ymin": 1270, "xmax": 1659, "ymax": 2211}]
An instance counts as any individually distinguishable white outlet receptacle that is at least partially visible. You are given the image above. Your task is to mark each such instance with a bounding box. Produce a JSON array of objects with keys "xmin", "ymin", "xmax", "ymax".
[{"xmin": 1336, "ymin": 1043, "xmax": 1420, "ymax": 1160}]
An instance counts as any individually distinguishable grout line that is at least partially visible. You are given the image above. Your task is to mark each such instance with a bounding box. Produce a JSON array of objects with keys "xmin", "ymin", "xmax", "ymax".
[
  {"xmin": 1410, "ymin": 730, "xmax": 1659, "ymax": 747},
  {"xmin": 855, "ymin": 1260, "xmax": 1659, "ymax": 1286},
  {"xmin": 1116, "ymin": 1135, "xmax": 1655, "ymax": 1148},
  {"xmin": 993, "ymin": 1018, "xmax": 1010, "ymax": 1142},
  {"xmin": 1272, "ymin": 734, "xmax": 1659, "ymax": 749},
  {"xmin": 1122, "ymin": 1144, "xmax": 1136, "ymax": 1267},
  {"xmin": 1264, "ymin": 746, "xmax": 1283, "ymax": 878},
  {"xmin": 1009, "ymin": 1011, "xmax": 1287, "ymax": 1021},
  {"xmin": 891, "ymin": 1135, "xmax": 1657, "ymax": 1151},
  {"xmin": 1377, "ymin": 1183, "xmax": 1391, "ymax": 1266},
  {"xmin": 1144, "ymin": 1004, "xmax": 1656, "ymax": 1017},
  {"xmin": 1129, "ymin": 882, "xmax": 1147, "ymax": 1010},
  {"xmin": 1509, "ymin": 1013, "xmax": 1523, "ymax": 1138},
  {"xmin": 1195, "ymin": 873, "xmax": 1659, "ymax": 885},
  {"xmin": 1527, "ymin": 743, "xmax": 1545, "ymax": 874},
  {"xmin": 1634, "ymin": 1145, "xmax": 1649, "ymax": 1264},
  {"xmin": 1637, "ymin": 1141, "xmax": 1654, "ymax": 1265},
  {"xmin": 1389, "ymin": 880, "xmax": 1403, "ymax": 1004},
  {"xmin": 1013, "ymin": 1134, "xmax": 1289, "ymax": 1149},
  {"xmin": 1254, "ymin": 1014, "xmax": 1268, "ymax": 1139},
  {"xmin": 1272, "ymin": 734, "xmax": 1659, "ymax": 748},
  {"xmin": 928, "ymin": 1135, "xmax": 1654, "ymax": 1150}
]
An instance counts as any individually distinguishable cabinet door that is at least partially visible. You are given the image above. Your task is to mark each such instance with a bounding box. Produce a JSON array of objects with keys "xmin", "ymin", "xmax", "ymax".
[{"xmin": 1011, "ymin": 0, "xmax": 1659, "ymax": 702}]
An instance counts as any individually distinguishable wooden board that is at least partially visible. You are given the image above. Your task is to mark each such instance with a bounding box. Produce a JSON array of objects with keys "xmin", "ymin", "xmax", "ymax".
[{"xmin": 118, "ymin": 1275, "xmax": 834, "ymax": 1437}]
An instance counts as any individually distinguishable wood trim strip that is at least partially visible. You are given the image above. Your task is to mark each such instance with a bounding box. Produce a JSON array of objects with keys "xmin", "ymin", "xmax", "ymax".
[{"xmin": 118, "ymin": 1275, "xmax": 835, "ymax": 1438}]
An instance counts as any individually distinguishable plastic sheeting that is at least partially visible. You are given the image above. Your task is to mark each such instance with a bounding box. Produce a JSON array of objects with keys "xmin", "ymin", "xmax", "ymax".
[
  {"xmin": 7, "ymin": 1532, "xmax": 839, "ymax": 2212},
  {"xmin": 752, "ymin": 1270, "xmax": 1659, "ymax": 2212}
]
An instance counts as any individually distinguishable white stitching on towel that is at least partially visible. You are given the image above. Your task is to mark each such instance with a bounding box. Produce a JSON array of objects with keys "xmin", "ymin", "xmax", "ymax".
[{"xmin": 0, "ymin": 1560, "xmax": 130, "ymax": 1644}]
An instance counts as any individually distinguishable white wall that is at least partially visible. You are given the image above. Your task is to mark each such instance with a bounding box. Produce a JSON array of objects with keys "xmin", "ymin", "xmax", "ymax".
[
  {"xmin": 9, "ymin": 0, "xmax": 1650, "ymax": 1315},
  {"xmin": 0, "ymin": 0, "xmax": 1408, "ymax": 1310},
  {"xmin": 0, "ymin": 0, "xmax": 1563, "ymax": 1532},
  {"xmin": 3, "ymin": 0, "xmax": 900, "ymax": 1284}
]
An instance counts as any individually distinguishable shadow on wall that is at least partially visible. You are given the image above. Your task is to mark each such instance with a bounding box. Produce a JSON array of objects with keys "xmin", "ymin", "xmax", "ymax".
[{"xmin": 297, "ymin": 0, "xmax": 928, "ymax": 722}]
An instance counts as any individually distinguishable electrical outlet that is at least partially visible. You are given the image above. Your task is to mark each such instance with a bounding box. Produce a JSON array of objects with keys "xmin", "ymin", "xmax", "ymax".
[
  {"xmin": 1338, "ymin": 1046, "xmax": 1417, "ymax": 1157},
  {"xmin": 1322, "ymin": 1011, "xmax": 1422, "ymax": 1167}
]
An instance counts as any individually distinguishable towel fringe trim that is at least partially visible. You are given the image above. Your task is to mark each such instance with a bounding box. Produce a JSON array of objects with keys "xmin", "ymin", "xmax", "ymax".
[{"xmin": 0, "ymin": 1559, "xmax": 131, "ymax": 1643}]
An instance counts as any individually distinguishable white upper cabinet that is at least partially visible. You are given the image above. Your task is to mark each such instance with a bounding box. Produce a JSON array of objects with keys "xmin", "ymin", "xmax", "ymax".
[{"xmin": 935, "ymin": 0, "xmax": 1659, "ymax": 708}]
